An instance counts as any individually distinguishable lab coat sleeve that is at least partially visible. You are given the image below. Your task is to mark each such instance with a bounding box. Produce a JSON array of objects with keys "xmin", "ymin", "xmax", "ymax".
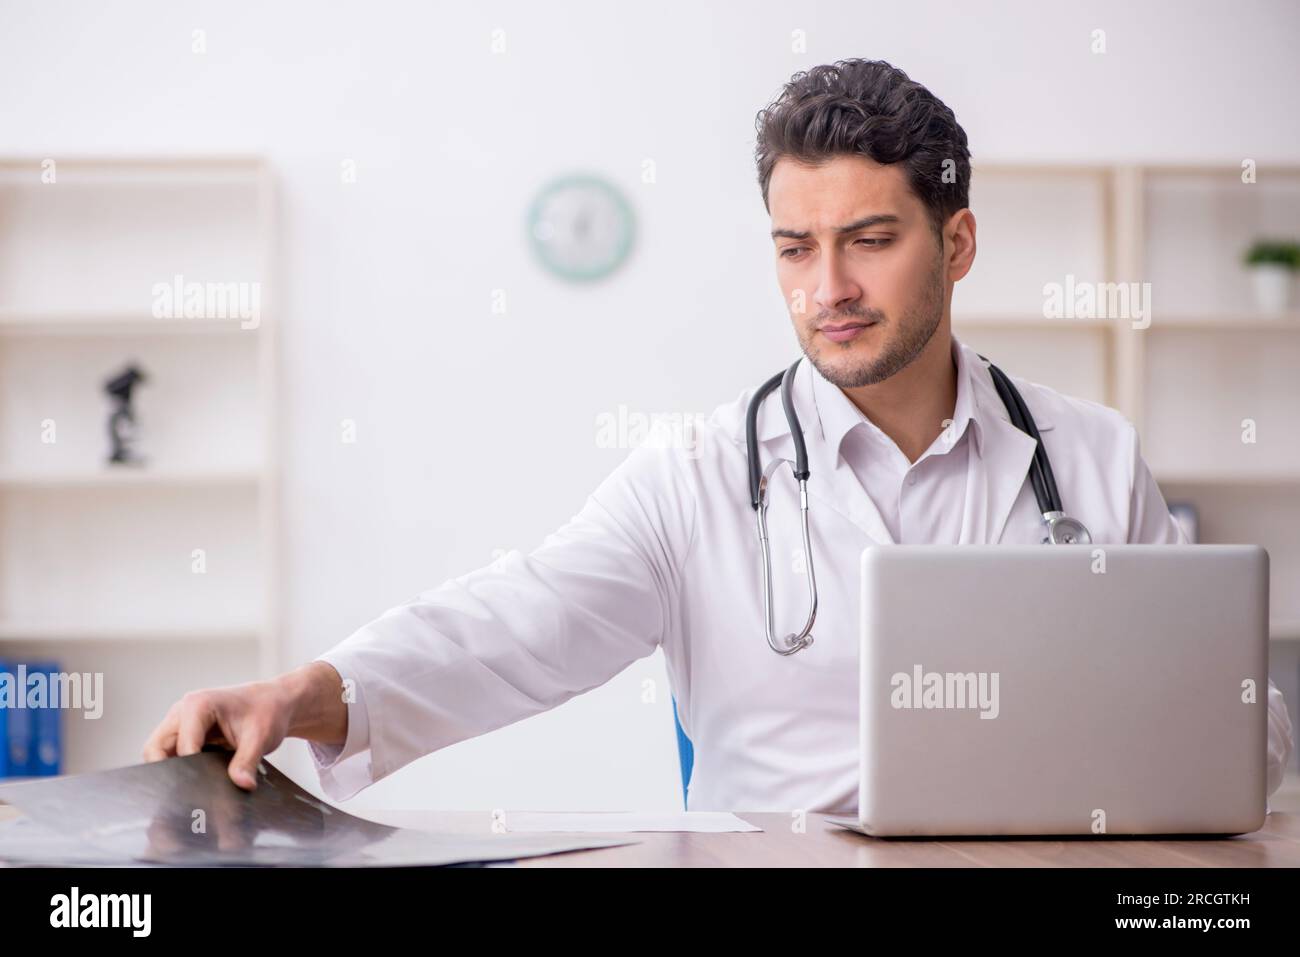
[
  {"xmin": 304, "ymin": 672, "xmax": 373, "ymax": 801},
  {"xmin": 306, "ymin": 442, "xmax": 697, "ymax": 801},
  {"xmin": 1125, "ymin": 422, "xmax": 1295, "ymax": 803}
]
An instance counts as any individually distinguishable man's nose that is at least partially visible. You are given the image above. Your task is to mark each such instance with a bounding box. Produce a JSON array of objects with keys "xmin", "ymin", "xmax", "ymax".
[{"xmin": 813, "ymin": 255, "xmax": 861, "ymax": 316}]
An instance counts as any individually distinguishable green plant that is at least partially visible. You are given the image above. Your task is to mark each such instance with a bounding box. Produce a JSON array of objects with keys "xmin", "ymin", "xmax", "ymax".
[{"xmin": 1244, "ymin": 239, "xmax": 1300, "ymax": 270}]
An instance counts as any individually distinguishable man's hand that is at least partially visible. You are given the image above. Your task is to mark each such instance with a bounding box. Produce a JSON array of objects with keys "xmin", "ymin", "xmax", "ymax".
[{"xmin": 142, "ymin": 661, "xmax": 349, "ymax": 791}]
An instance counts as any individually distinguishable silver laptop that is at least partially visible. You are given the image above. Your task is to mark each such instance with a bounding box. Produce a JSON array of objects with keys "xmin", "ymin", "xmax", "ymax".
[{"xmin": 826, "ymin": 544, "xmax": 1270, "ymax": 838}]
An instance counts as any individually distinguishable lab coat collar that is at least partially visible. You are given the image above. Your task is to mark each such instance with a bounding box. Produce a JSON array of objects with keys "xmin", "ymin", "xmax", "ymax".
[{"xmin": 752, "ymin": 333, "xmax": 1054, "ymax": 544}]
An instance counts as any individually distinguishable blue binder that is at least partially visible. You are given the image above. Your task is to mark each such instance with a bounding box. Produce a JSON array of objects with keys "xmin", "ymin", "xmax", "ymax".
[
  {"xmin": 4, "ymin": 660, "xmax": 32, "ymax": 776},
  {"xmin": 30, "ymin": 661, "xmax": 62, "ymax": 776},
  {"xmin": 0, "ymin": 658, "xmax": 9, "ymax": 778},
  {"xmin": 0, "ymin": 660, "xmax": 63, "ymax": 778}
]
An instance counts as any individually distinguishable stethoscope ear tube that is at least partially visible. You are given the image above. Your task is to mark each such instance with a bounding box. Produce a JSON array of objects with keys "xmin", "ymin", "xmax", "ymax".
[
  {"xmin": 979, "ymin": 355, "xmax": 1092, "ymax": 545},
  {"xmin": 991, "ymin": 361, "xmax": 1063, "ymax": 513},
  {"xmin": 982, "ymin": 360, "xmax": 1056, "ymax": 514},
  {"xmin": 746, "ymin": 358, "xmax": 806, "ymax": 509},
  {"xmin": 746, "ymin": 368, "xmax": 787, "ymax": 510},
  {"xmin": 779, "ymin": 358, "xmax": 809, "ymax": 482}
]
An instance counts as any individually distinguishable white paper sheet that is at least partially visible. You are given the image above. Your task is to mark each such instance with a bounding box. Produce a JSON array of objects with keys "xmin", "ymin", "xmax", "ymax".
[{"xmin": 501, "ymin": 811, "xmax": 761, "ymax": 833}]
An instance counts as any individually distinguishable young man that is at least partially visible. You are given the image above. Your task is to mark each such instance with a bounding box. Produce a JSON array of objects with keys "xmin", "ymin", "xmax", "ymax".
[{"xmin": 145, "ymin": 59, "xmax": 1293, "ymax": 812}]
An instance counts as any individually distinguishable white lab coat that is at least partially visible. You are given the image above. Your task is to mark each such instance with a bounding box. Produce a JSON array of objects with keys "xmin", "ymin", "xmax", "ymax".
[{"xmin": 312, "ymin": 336, "xmax": 1294, "ymax": 812}]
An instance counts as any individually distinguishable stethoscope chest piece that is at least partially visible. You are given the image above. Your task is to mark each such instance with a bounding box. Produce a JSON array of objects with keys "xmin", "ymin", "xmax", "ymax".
[{"xmin": 1042, "ymin": 511, "xmax": 1092, "ymax": 546}]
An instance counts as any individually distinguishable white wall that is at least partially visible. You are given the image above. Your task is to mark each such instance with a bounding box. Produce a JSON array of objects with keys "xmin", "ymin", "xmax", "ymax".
[{"xmin": 2, "ymin": 0, "xmax": 1298, "ymax": 810}]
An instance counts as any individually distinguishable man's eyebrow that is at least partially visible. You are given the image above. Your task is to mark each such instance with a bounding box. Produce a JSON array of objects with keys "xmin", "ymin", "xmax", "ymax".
[{"xmin": 770, "ymin": 214, "xmax": 902, "ymax": 241}]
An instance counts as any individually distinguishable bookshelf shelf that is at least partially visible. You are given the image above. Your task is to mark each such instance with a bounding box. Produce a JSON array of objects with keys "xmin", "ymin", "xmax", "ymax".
[
  {"xmin": 0, "ymin": 621, "xmax": 263, "ymax": 642},
  {"xmin": 0, "ymin": 156, "xmax": 266, "ymax": 188},
  {"xmin": 1146, "ymin": 313, "xmax": 1300, "ymax": 330},
  {"xmin": 952, "ymin": 315, "xmax": 1113, "ymax": 330},
  {"xmin": 0, "ymin": 313, "xmax": 257, "ymax": 337},
  {"xmin": 0, "ymin": 155, "xmax": 278, "ymax": 774},
  {"xmin": 0, "ymin": 467, "xmax": 263, "ymax": 490},
  {"xmin": 1152, "ymin": 471, "xmax": 1300, "ymax": 487}
]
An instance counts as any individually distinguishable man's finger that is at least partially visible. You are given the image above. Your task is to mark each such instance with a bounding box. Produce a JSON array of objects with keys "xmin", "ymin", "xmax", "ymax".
[
  {"xmin": 142, "ymin": 728, "xmax": 178, "ymax": 762},
  {"xmin": 227, "ymin": 721, "xmax": 269, "ymax": 791},
  {"xmin": 142, "ymin": 711, "xmax": 181, "ymax": 761},
  {"xmin": 175, "ymin": 698, "xmax": 215, "ymax": 757}
]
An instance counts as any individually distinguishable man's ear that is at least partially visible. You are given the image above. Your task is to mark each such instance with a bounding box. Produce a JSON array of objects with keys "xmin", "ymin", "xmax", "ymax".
[{"xmin": 944, "ymin": 208, "xmax": 977, "ymax": 282}]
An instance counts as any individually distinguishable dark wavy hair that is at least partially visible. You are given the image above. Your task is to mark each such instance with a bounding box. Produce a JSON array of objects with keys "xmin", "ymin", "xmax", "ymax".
[{"xmin": 754, "ymin": 59, "xmax": 971, "ymax": 241}]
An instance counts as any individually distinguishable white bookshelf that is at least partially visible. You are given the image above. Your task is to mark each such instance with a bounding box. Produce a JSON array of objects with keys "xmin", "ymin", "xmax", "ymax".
[
  {"xmin": 0, "ymin": 156, "xmax": 278, "ymax": 774},
  {"xmin": 954, "ymin": 162, "xmax": 1300, "ymax": 768}
]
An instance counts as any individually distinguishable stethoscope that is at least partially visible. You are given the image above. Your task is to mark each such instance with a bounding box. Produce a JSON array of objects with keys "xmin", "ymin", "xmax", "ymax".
[{"xmin": 745, "ymin": 353, "xmax": 1092, "ymax": 656}]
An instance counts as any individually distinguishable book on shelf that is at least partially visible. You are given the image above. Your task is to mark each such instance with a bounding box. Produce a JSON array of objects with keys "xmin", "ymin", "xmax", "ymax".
[{"xmin": 0, "ymin": 659, "xmax": 63, "ymax": 779}]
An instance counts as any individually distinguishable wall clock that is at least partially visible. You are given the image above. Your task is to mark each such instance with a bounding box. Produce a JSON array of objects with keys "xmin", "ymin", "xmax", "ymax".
[{"xmin": 526, "ymin": 174, "xmax": 635, "ymax": 282}]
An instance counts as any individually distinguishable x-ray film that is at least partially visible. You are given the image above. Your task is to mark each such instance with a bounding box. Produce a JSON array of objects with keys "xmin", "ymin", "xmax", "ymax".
[{"xmin": 0, "ymin": 751, "xmax": 631, "ymax": 867}]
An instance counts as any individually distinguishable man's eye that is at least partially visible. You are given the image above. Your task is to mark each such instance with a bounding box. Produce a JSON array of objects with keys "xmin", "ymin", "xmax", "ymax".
[
  {"xmin": 856, "ymin": 237, "xmax": 890, "ymax": 248},
  {"xmin": 780, "ymin": 247, "xmax": 807, "ymax": 259}
]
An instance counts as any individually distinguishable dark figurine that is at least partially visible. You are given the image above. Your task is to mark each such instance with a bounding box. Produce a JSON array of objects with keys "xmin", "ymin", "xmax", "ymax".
[{"xmin": 105, "ymin": 364, "xmax": 148, "ymax": 465}]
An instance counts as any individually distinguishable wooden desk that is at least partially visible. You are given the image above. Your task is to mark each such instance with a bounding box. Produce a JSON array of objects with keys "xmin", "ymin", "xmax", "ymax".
[
  {"xmin": 3, "ymin": 803, "xmax": 1298, "ymax": 867},
  {"xmin": 362, "ymin": 809, "xmax": 1300, "ymax": 867}
]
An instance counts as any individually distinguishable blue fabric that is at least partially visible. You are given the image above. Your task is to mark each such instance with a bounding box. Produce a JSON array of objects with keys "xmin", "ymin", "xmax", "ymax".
[{"xmin": 671, "ymin": 695, "xmax": 693, "ymax": 809}]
